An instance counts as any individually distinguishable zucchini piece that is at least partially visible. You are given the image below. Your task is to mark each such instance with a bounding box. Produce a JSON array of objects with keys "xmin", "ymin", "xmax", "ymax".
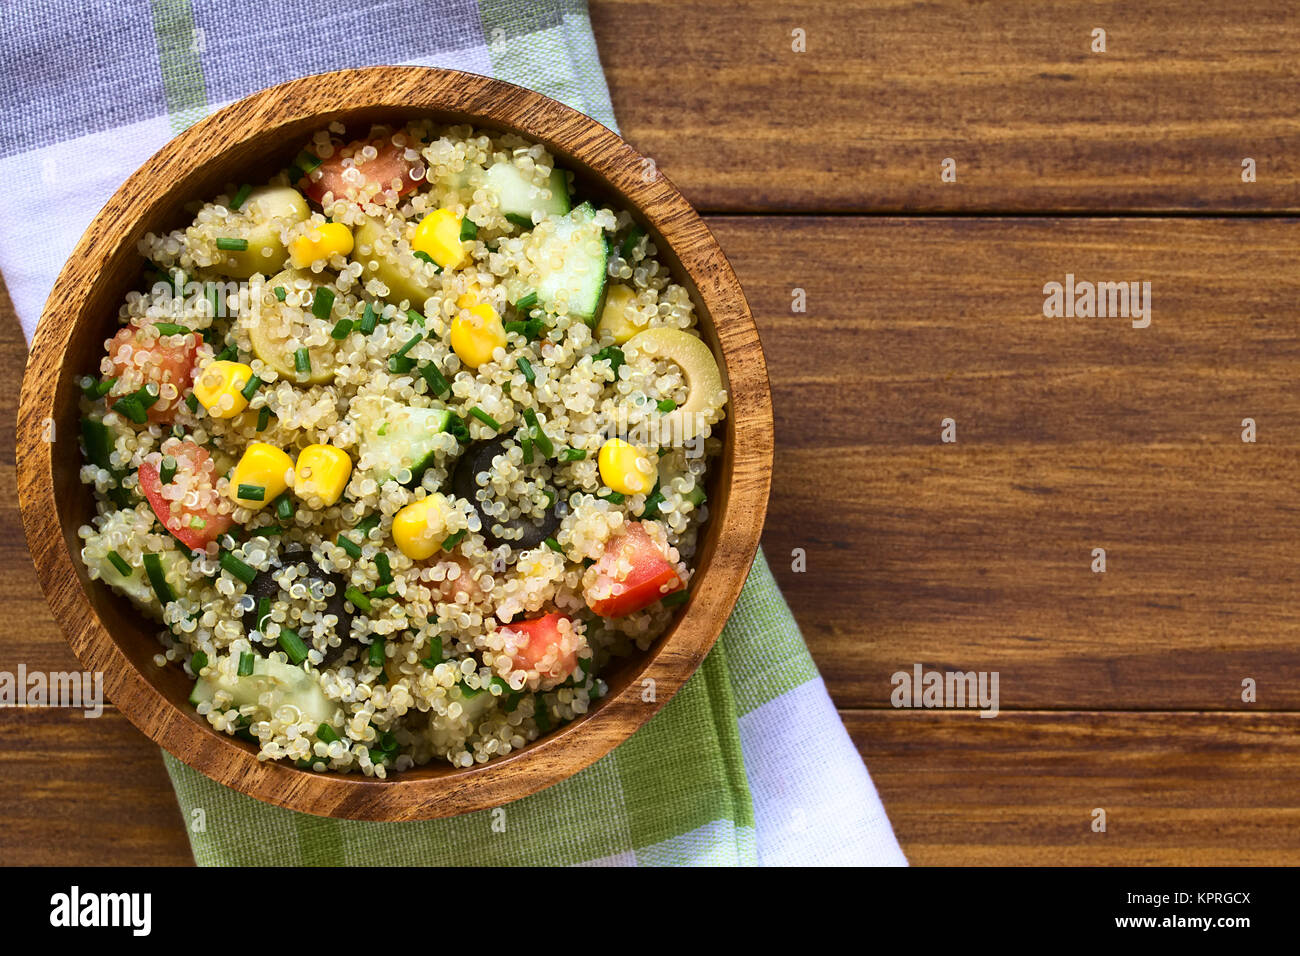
[
  {"xmin": 202, "ymin": 186, "xmax": 310, "ymax": 279},
  {"xmin": 623, "ymin": 327, "xmax": 725, "ymax": 441},
  {"xmin": 360, "ymin": 398, "xmax": 452, "ymax": 484},
  {"xmin": 532, "ymin": 203, "xmax": 608, "ymax": 325},
  {"xmin": 245, "ymin": 269, "xmax": 337, "ymax": 385},
  {"xmin": 352, "ymin": 216, "xmax": 438, "ymax": 309},
  {"xmin": 486, "ymin": 161, "xmax": 569, "ymax": 228}
]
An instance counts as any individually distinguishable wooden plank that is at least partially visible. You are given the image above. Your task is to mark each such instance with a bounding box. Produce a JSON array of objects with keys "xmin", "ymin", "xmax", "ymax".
[
  {"xmin": 591, "ymin": 0, "xmax": 1300, "ymax": 212},
  {"xmin": 710, "ymin": 216, "xmax": 1300, "ymax": 709},
  {"xmin": 848, "ymin": 709, "xmax": 1300, "ymax": 865}
]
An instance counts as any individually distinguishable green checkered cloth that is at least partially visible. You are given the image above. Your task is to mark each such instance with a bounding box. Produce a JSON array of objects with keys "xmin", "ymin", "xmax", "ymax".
[{"xmin": 4, "ymin": 0, "xmax": 903, "ymax": 865}]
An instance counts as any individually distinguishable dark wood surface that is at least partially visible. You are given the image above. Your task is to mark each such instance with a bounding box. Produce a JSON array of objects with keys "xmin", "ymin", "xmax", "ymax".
[{"xmin": 4, "ymin": 1, "xmax": 1299, "ymax": 863}]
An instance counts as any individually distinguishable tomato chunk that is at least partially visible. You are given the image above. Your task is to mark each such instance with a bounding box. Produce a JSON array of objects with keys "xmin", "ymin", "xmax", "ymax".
[
  {"xmin": 504, "ymin": 612, "xmax": 580, "ymax": 681},
  {"xmin": 138, "ymin": 439, "xmax": 233, "ymax": 551},
  {"xmin": 300, "ymin": 136, "xmax": 420, "ymax": 208},
  {"xmin": 103, "ymin": 325, "xmax": 201, "ymax": 424},
  {"xmin": 584, "ymin": 521, "xmax": 684, "ymax": 618}
]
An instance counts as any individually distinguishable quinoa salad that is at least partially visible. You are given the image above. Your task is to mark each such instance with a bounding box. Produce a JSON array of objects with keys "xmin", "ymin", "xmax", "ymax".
[{"xmin": 75, "ymin": 120, "xmax": 727, "ymax": 775}]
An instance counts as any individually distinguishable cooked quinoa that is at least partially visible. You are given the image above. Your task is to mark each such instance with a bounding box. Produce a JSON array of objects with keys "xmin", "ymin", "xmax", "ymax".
[{"xmin": 75, "ymin": 120, "xmax": 728, "ymax": 776}]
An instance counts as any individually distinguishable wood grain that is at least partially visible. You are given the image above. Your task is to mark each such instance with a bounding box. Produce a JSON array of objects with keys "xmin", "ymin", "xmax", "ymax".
[
  {"xmin": 591, "ymin": 0, "xmax": 1300, "ymax": 213},
  {"xmin": 15, "ymin": 67, "xmax": 772, "ymax": 821},
  {"xmin": 731, "ymin": 216, "xmax": 1300, "ymax": 709},
  {"xmin": 852, "ymin": 710, "xmax": 1300, "ymax": 865}
]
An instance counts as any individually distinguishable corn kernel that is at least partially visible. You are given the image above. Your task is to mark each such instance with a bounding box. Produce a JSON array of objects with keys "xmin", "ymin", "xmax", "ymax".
[
  {"xmin": 598, "ymin": 438, "xmax": 658, "ymax": 496},
  {"xmin": 193, "ymin": 360, "xmax": 254, "ymax": 419},
  {"xmin": 596, "ymin": 285, "xmax": 647, "ymax": 345},
  {"xmin": 229, "ymin": 442, "xmax": 294, "ymax": 509},
  {"xmin": 392, "ymin": 493, "xmax": 451, "ymax": 560},
  {"xmin": 450, "ymin": 303, "xmax": 506, "ymax": 369},
  {"xmin": 294, "ymin": 444, "xmax": 353, "ymax": 507},
  {"xmin": 288, "ymin": 222, "xmax": 354, "ymax": 269},
  {"xmin": 411, "ymin": 208, "xmax": 466, "ymax": 270}
]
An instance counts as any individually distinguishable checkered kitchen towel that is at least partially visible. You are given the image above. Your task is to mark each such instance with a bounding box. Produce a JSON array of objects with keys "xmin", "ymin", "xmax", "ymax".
[{"xmin": 0, "ymin": 0, "xmax": 905, "ymax": 866}]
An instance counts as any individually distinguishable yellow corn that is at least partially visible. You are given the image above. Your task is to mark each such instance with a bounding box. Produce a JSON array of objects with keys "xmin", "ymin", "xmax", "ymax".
[
  {"xmin": 293, "ymin": 444, "xmax": 353, "ymax": 507},
  {"xmin": 229, "ymin": 442, "xmax": 294, "ymax": 509},
  {"xmin": 411, "ymin": 208, "xmax": 466, "ymax": 270},
  {"xmin": 288, "ymin": 222, "xmax": 354, "ymax": 269},
  {"xmin": 598, "ymin": 438, "xmax": 658, "ymax": 496},
  {"xmin": 595, "ymin": 285, "xmax": 647, "ymax": 345},
  {"xmin": 392, "ymin": 493, "xmax": 452, "ymax": 560},
  {"xmin": 450, "ymin": 302, "xmax": 506, "ymax": 369},
  {"xmin": 193, "ymin": 360, "xmax": 254, "ymax": 419}
]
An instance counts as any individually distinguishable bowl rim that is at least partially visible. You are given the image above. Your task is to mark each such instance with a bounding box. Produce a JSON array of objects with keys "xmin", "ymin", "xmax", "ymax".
[{"xmin": 15, "ymin": 65, "xmax": 773, "ymax": 821}]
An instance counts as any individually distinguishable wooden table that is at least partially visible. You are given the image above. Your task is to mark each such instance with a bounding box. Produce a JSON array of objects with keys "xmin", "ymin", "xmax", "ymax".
[{"xmin": 4, "ymin": 0, "xmax": 1298, "ymax": 865}]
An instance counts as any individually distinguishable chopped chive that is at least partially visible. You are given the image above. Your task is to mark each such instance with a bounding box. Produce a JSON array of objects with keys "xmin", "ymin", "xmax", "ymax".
[
  {"xmin": 106, "ymin": 550, "xmax": 132, "ymax": 577},
  {"xmin": 219, "ymin": 551, "xmax": 257, "ymax": 585},
  {"xmin": 440, "ymin": 529, "xmax": 467, "ymax": 552},
  {"xmin": 396, "ymin": 332, "xmax": 423, "ymax": 357},
  {"xmin": 239, "ymin": 375, "xmax": 262, "ymax": 401},
  {"xmin": 595, "ymin": 346, "xmax": 625, "ymax": 377},
  {"xmin": 657, "ymin": 398, "xmax": 677, "ymax": 412},
  {"xmin": 154, "ymin": 322, "xmax": 191, "ymax": 336},
  {"xmin": 375, "ymin": 552, "xmax": 393, "ymax": 585},
  {"xmin": 405, "ymin": 309, "xmax": 426, "ymax": 327},
  {"xmin": 640, "ymin": 484, "xmax": 665, "ymax": 520},
  {"xmin": 522, "ymin": 407, "xmax": 554, "ymax": 457},
  {"xmin": 275, "ymin": 493, "xmax": 294, "ymax": 521},
  {"xmin": 337, "ymin": 534, "xmax": 362, "ymax": 559},
  {"xmin": 368, "ymin": 638, "xmax": 386, "ymax": 668},
  {"xmin": 294, "ymin": 348, "xmax": 311, "ymax": 374},
  {"xmin": 215, "ymin": 344, "xmax": 238, "ymax": 362},
  {"xmin": 330, "ymin": 318, "xmax": 353, "ymax": 339},
  {"xmin": 534, "ymin": 696, "xmax": 551, "ymax": 732},
  {"xmin": 520, "ymin": 434, "xmax": 534, "ymax": 464},
  {"xmin": 661, "ymin": 589, "xmax": 690, "ymax": 608},
  {"xmin": 468, "ymin": 406, "xmax": 501, "ymax": 431},
  {"xmin": 360, "ymin": 302, "xmax": 377, "ymax": 334},
  {"xmin": 620, "ymin": 225, "xmax": 646, "ymax": 260},
  {"xmin": 295, "ymin": 149, "xmax": 322, "ymax": 173},
  {"xmin": 560, "ymin": 448, "xmax": 586, "ymax": 461},
  {"xmin": 237, "ymin": 651, "xmax": 255, "ymax": 676},
  {"xmin": 185, "ymin": 393, "xmax": 200, "ymax": 414},
  {"xmin": 279, "ymin": 627, "xmax": 309, "ymax": 665},
  {"xmin": 516, "ymin": 355, "xmax": 535, "ymax": 384},
  {"xmin": 159, "ymin": 456, "xmax": 177, "ymax": 484},
  {"xmin": 142, "ymin": 553, "xmax": 174, "ymax": 604},
  {"xmin": 420, "ymin": 636, "xmax": 442, "ymax": 669},
  {"xmin": 505, "ymin": 317, "xmax": 546, "ymax": 340},
  {"xmin": 446, "ymin": 415, "xmax": 471, "ymax": 444},
  {"xmin": 505, "ymin": 212, "xmax": 535, "ymax": 230},
  {"xmin": 81, "ymin": 376, "xmax": 117, "ymax": 400},
  {"xmin": 419, "ymin": 362, "xmax": 451, "ymax": 397},
  {"xmin": 459, "ymin": 218, "xmax": 478, "ymax": 241},
  {"xmin": 216, "ymin": 237, "xmax": 248, "ymax": 251},
  {"xmin": 311, "ymin": 287, "xmax": 335, "ymax": 320},
  {"xmin": 388, "ymin": 354, "xmax": 415, "ymax": 374},
  {"xmin": 256, "ymin": 596, "xmax": 271, "ymax": 631},
  {"xmin": 273, "ymin": 285, "xmax": 287, "ymax": 302},
  {"xmin": 230, "ymin": 184, "xmax": 253, "ymax": 210},
  {"xmin": 256, "ymin": 406, "xmax": 271, "ymax": 431},
  {"xmin": 190, "ymin": 651, "xmax": 209, "ymax": 673},
  {"xmin": 685, "ymin": 486, "xmax": 707, "ymax": 506},
  {"xmin": 79, "ymin": 418, "xmax": 112, "ymax": 469},
  {"xmin": 513, "ymin": 290, "xmax": 538, "ymax": 311},
  {"xmin": 355, "ymin": 513, "xmax": 381, "ymax": 536},
  {"xmin": 316, "ymin": 723, "xmax": 340, "ymax": 743},
  {"xmin": 236, "ymin": 483, "xmax": 265, "ymax": 502},
  {"xmin": 344, "ymin": 586, "xmax": 372, "ymax": 613},
  {"xmin": 543, "ymin": 537, "xmax": 563, "ymax": 554},
  {"xmin": 412, "ymin": 250, "xmax": 434, "ymax": 265},
  {"xmin": 600, "ymin": 491, "xmax": 626, "ymax": 505}
]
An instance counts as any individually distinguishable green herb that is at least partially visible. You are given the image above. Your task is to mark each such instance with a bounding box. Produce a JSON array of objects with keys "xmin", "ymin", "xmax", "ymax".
[
  {"xmin": 216, "ymin": 237, "xmax": 248, "ymax": 251},
  {"xmin": 405, "ymin": 309, "xmax": 426, "ymax": 327},
  {"xmin": 279, "ymin": 627, "xmax": 309, "ymax": 665},
  {"xmin": 600, "ymin": 491, "xmax": 626, "ymax": 505},
  {"xmin": 595, "ymin": 346, "xmax": 625, "ymax": 377},
  {"xmin": 522, "ymin": 407, "xmax": 554, "ymax": 457},
  {"xmin": 256, "ymin": 596, "xmax": 271, "ymax": 632},
  {"xmin": 154, "ymin": 457, "xmax": 176, "ymax": 486},
  {"xmin": 154, "ymin": 322, "xmax": 191, "ymax": 336},
  {"xmin": 520, "ymin": 434, "xmax": 534, "ymax": 464},
  {"xmin": 620, "ymin": 225, "xmax": 646, "ymax": 260},
  {"xmin": 113, "ymin": 384, "xmax": 160, "ymax": 425},
  {"xmin": 142, "ymin": 552, "xmax": 174, "ymax": 604},
  {"xmin": 560, "ymin": 448, "xmax": 586, "ymax": 461},
  {"xmin": 236, "ymin": 484, "xmax": 265, "ymax": 502},
  {"xmin": 239, "ymin": 375, "xmax": 262, "ymax": 401},
  {"xmin": 190, "ymin": 651, "xmax": 208, "ymax": 673},
  {"xmin": 215, "ymin": 344, "xmax": 238, "ymax": 362},
  {"xmin": 79, "ymin": 418, "xmax": 112, "ymax": 470},
  {"xmin": 81, "ymin": 376, "xmax": 116, "ymax": 400},
  {"xmin": 186, "ymin": 393, "xmax": 200, "ymax": 414},
  {"xmin": 375, "ymin": 552, "xmax": 392, "ymax": 585},
  {"xmin": 106, "ymin": 550, "xmax": 132, "ymax": 577},
  {"xmin": 640, "ymin": 484, "xmax": 665, "ymax": 520},
  {"xmin": 661, "ymin": 589, "xmax": 690, "ymax": 608},
  {"xmin": 355, "ymin": 513, "xmax": 381, "ymax": 536},
  {"xmin": 657, "ymin": 398, "xmax": 677, "ymax": 412},
  {"xmin": 256, "ymin": 406, "xmax": 271, "ymax": 431},
  {"xmin": 513, "ymin": 290, "xmax": 538, "ymax": 311},
  {"xmin": 459, "ymin": 218, "xmax": 478, "ymax": 241},
  {"xmin": 469, "ymin": 406, "xmax": 501, "ymax": 431},
  {"xmin": 316, "ymin": 723, "xmax": 340, "ymax": 743},
  {"xmin": 440, "ymin": 529, "xmax": 467, "ymax": 552},
  {"xmin": 294, "ymin": 348, "xmax": 311, "ymax": 374},
  {"xmin": 219, "ymin": 551, "xmax": 257, "ymax": 585},
  {"xmin": 273, "ymin": 285, "xmax": 287, "ymax": 302},
  {"xmin": 505, "ymin": 316, "xmax": 546, "ymax": 340},
  {"xmin": 336, "ymin": 534, "xmax": 362, "ymax": 559},
  {"xmin": 295, "ymin": 150, "xmax": 322, "ymax": 173},
  {"xmin": 275, "ymin": 493, "xmax": 294, "ymax": 521},
  {"xmin": 237, "ymin": 651, "xmax": 255, "ymax": 676},
  {"xmin": 388, "ymin": 354, "xmax": 415, "ymax": 374},
  {"xmin": 230, "ymin": 184, "xmax": 253, "ymax": 210},
  {"xmin": 311, "ymin": 287, "xmax": 335, "ymax": 320},
  {"xmin": 516, "ymin": 355, "xmax": 536, "ymax": 384},
  {"xmin": 419, "ymin": 362, "xmax": 451, "ymax": 398},
  {"xmin": 360, "ymin": 301, "xmax": 377, "ymax": 334},
  {"xmin": 446, "ymin": 415, "xmax": 471, "ymax": 444},
  {"xmin": 543, "ymin": 538, "xmax": 563, "ymax": 554},
  {"xmin": 412, "ymin": 250, "xmax": 434, "ymax": 265},
  {"xmin": 505, "ymin": 212, "xmax": 534, "ymax": 230},
  {"xmin": 368, "ymin": 638, "xmax": 386, "ymax": 668},
  {"xmin": 534, "ymin": 696, "xmax": 551, "ymax": 733},
  {"xmin": 344, "ymin": 586, "xmax": 372, "ymax": 613},
  {"xmin": 330, "ymin": 319, "xmax": 353, "ymax": 339}
]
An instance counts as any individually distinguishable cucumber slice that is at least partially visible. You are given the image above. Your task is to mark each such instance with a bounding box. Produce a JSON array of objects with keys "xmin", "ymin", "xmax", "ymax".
[
  {"xmin": 87, "ymin": 519, "xmax": 191, "ymax": 619},
  {"xmin": 533, "ymin": 203, "xmax": 608, "ymax": 325},
  {"xmin": 486, "ymin": 161, "xmax": 569, "ymax": 228},
  {"xmin": 190, "ymin": 655, "xmax": 334, "ymax": 725},
  {"xmin": 360, "ymin": 398, "xmax": 452, "ymax": 485}
]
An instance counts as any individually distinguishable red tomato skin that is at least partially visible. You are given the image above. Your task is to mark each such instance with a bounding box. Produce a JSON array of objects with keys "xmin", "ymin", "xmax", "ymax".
[
  {"xmin": 301, "ymin": 137, "xmax": 419, "ymax": 207},
  {"xmin": 505, "ymin": 612, "xmax": 578, "ymax": 678},
  {"xmin": 104, "ymin": 325, "xmax": 200, "ymax": 424},
  {"xmin": 137, "ymin": 443, "xmax": 232, "ymax": 551},
  {"xmin": 586, "ymin": 522, "xmax": 683, "ymax": 618}
]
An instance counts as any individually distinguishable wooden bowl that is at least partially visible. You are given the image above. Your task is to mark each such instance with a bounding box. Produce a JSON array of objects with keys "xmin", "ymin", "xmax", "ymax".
[{"xmin": 15, "ymin": 66, "xmax": 772, "ymax": 820}]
